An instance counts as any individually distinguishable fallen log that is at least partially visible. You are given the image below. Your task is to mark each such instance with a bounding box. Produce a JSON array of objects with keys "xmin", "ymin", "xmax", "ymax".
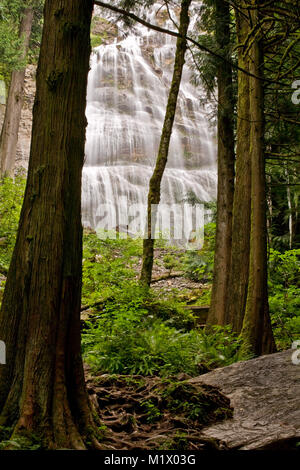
[
  {"xmin": 150, "ymin": 271, "xmax": 184, "ymax": 283},
  {"xmin": 183, "ymin": 305, "xmax": 210, "ymax": 324}
]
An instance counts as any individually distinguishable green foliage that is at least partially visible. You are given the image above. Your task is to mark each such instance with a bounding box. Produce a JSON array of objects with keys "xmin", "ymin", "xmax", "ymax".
[
  {"xmin": 184, "ymin": 222, "xmax": 215, "ymax": 282},
  {"xmin": 82, "ymin": 292, "xmax": 244, "ymax": 376},
  {"xmin": 0, "ymin": 0, "xmax": 44, "ymax": 85},
  {"xmin": 162, "ymin": 253, "xmax": 183, "ymax": 275},
  {"xmin": 81, "ymin": 226, "xmax": 244, "ymax": 377},
  {"xmin": 0, "ymin": 7, "xmax": 23, "ymax": 84},
  {"xmin": 90, "ymin": 34, "xmax": 103, "ymax": 48},
  {"xmin": 0, "ymin": 176, "xmax": 25, "ymax": 306},
  {"xmin": 159, "ymin": 380, "xmax": 233, "ymax": 423},
  {"xmin": 0, "ymin": 176, "xmax": 26, "ymax": 270},
  {"xmin": 0, "ymin": 424, "xmax": 42, "ymax": 450},
  {"xmin": 141, "ymin": 399, "xmax": 162, "ymax": 423},
  {"xmin": 268, "ymin": 248, "xmax": 300, "ymax": 349},
  {"xmin": 0, "ymin": 425, "xmax": 11, "ymax": 442},
  {"xmin": 266, "ymin": 160, "xmax": 300, "ymax": 251},
  {"xmin": 0, "ymin": 434, "xmax": 42, "ymax": 450},
  {"xmin": 82, "ymin": 230, "xmax": 142, "ymax": 305}
]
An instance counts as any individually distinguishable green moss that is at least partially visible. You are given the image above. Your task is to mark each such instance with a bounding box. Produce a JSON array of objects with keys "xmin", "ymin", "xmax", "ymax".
[
  {"xmin": 0, "ymin": 425, "xmax": 12, "ymax": 442},
  {"xmin": 0, "ymin": 430, "xmax": 42, "ymax": 450},
  {"xmin": 159, "ymin": 380, "xmax": 233, "ymax": 424},
  {"xmin": 91, "ymin": 34, "xmax": 104, "ymax": 49},
  {"xmin": 159, "ymin": 432, "xmax": 189, "ymax": 450},
  {"xmin": 141, "ymin": 399, "xmax": 162, "ymax": 423}
]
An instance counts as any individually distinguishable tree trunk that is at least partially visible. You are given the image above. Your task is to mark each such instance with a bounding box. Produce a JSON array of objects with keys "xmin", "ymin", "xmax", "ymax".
[
  {"xmin": 285, "ymin": 165, "xmax": 293, "ymax": 249},
  {"xmin": 0, "ymin": 0, "xmax": 100, "ymax": 449},
  {"xmin": 266, "ymin": 173, "xmax": 272, "ymax": 247},
  {"xmin": 241, "ymin": 4, "xmax": 276, "ymax": 356},
  {"xmin": 140, "ymin": 0, "xmax": 191, "ymax": 286},
  {"xmin": 0, "ymin": 7, "xmax": 34, "ymax": 177},
  {"xmin": 206, "ymin": 0, "xmax": 235, "ymax": 326},
  {"xmin": 225, "ymin": 6, "xmax": 252, "ymax": 333}
]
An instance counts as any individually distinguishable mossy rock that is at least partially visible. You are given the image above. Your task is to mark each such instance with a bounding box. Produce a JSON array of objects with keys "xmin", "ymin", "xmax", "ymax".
[{"xmin": 159, "ymin": 380, "xmax": 233, "ymax": 425}]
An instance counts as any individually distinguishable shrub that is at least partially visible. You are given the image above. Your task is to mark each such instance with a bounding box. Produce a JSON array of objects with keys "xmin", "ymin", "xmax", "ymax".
[
  {"xmin": 0, "ymin": 175, "xmax": 26, "ymax": 270},
  {"xmin": 82, "ymin": 300, "xmax": 245, "ymax": 377},
  {"xmin": 183, "ymin": 223, "xmax": 215, "ymax": 282},
  {"xmin": 268, "ymin": 248, "xmax": 300, "ymax": 349}
]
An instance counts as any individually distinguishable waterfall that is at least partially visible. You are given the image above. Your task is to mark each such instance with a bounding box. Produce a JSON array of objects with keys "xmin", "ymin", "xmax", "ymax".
[{"xmin": 82, "ymin": 2, "xmax": 217, "ymax": 242}]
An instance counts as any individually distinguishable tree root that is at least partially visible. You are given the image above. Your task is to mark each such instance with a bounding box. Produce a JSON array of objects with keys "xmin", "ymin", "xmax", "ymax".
[{"xmin": 85, "ymin": 373, "xmax": 232, "ymax": 450}]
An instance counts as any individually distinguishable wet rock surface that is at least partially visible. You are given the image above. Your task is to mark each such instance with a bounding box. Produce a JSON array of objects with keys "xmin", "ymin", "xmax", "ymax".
[{"xmin": 192, "ymin": 349, "xmax": 300, "ymax": 450}]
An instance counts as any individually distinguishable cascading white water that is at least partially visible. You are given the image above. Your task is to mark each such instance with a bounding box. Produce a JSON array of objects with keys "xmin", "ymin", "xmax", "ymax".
[{"xmin": 82, "ymin": 2, "xmax": 217, "ymax": 241}]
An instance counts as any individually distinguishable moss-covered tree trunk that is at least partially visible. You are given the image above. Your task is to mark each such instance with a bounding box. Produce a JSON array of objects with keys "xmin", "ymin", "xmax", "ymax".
[
  {"xmin": 206, "ymin": 0, "xmax": 235, "ymax": 326},
  {"xmin": 140, "ymin": 0, "xmax": 191, "ymax": 286},
  {"xmin": 0, "ymin": 7, "xmax": 34, "ymax": 177},
  {"xmin": 241, "ymin": 3, "xmax": 276, "ymax": 355},
  {"xmin": 225, "ymin": 5, "xmax": 252, "ymax": 332},
  {"xmin": 0, "ymin": 0, "xmax": 101, "ymax": 449}
]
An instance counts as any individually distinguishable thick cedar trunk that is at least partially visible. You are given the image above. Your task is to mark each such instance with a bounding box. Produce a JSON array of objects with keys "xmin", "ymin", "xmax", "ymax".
[
  {"xmin": 225, "ymin": 6, "xmax": 252, "ymax": 332},
  {"xmin": 0, "ymin": 7, "xmax": 34, "ymax": 177},
  {"xmin": 241, "ymin": 4, "xmax": 276, "ymax": 355},
  {"xmin": 140, "ymin": 0, "xmax": 191, "ymax": 286},
  {"xmin": 206, "ymin": 0, "xmax": 235, "ymax": 326},
  {"xmin": 0, "ymin": 0, "xmax": 99, "ymax": 449}
]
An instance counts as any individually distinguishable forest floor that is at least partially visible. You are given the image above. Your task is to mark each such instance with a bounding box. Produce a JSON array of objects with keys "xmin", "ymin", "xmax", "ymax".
[
  {"xmin": 85, "ymin": 350, "xmax": 300, "ymax": 451},
  {"xmin": 150, "ymin": 248, "xmax": 205, "ymax": 292},
  {"xmin": 85, "ymin": 368, "xmax": 232, "ymax": 450}
]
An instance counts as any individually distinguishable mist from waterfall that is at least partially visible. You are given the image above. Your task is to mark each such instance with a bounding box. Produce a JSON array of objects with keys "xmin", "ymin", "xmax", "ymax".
[{"xmin": 82, "ymin": 2, "xmax": 217, "ymax": 241}]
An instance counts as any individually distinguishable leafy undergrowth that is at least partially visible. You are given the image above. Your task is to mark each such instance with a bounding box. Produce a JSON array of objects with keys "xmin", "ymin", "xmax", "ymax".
[
  {"xmin": 81, "ymin": 229, "xmax": 246, "ymax": 376},
  {"xmin": 0, "ymin": 175, "xmax": 26, "ymax": 271},
  {"xmin": 0, "ymin": 175, "xmax": 26, "ymax": 305},
  {"xmin": 0, "ymin": 429, "xmax": 42, "ymax": 450},
  {"xmin": 82, "ymin": 312, "xmax": 244, "ymax": 376},
  {"xmin": 86, "ymin": 372, "xmax": 232, "ymax": 450},
  {"xmin": 268, "ymin": 248, "xmax": 300, "ymax": 349}
]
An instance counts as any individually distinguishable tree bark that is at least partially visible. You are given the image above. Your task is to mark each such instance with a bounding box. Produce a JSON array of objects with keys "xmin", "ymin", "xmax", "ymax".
[
  {"xmin": 285, "ymin": 165, "xmax": 293, "ymax": 249},
  {"xmin": 206, "ymin": 0, "xmax": 235, "ymax": 326},
  {"xmin": 0, "ymin": 0, "xmax": 100, "ymax": 449},
  {"xmin": 0, "ymin": 7, "xmax": 34, "ymax": 177},
  {"xmin": 241, "ymin": 3, "xmax": 276, "ymax": 356},
  {"xmin": 140, "ymin": 0, "xmax": 191, "ymax": 286},
  {"xmin": 225, "ymin": 5, "xmax": 252, "ymax": 333}
]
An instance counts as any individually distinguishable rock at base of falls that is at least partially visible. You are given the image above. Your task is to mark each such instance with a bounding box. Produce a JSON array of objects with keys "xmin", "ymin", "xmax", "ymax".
[{"xmin": 191, "ymin": 349, "xmax": 300, "ymax": 450}]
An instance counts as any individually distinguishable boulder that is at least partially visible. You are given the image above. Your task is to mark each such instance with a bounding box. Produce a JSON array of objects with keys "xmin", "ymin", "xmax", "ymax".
[{"xmin": 191, "ymin": 349, "xmax": 300, "ymax": 450}]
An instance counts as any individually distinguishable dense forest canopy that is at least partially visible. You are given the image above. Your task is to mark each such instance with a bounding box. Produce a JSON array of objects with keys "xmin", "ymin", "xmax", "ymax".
[{"xmin": 0, "ymin": 0, "xmax": 299, "ymax": 451}]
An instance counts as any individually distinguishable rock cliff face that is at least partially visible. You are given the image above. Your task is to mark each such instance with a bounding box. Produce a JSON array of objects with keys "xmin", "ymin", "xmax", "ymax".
[
  {"xmin": 192, "ymin": 349, "xmax": 300, "ymax": 450},
  {"xmin": 15, "ymin": 65, "xmax": 36, "ymax": 170},
  {"xmin": 0, "ymin": 12, "xmax": 115, "ymax": 171},
  {"xmin": 0, "ymin": 65, "xmax": 36, "ymax": 171}
]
